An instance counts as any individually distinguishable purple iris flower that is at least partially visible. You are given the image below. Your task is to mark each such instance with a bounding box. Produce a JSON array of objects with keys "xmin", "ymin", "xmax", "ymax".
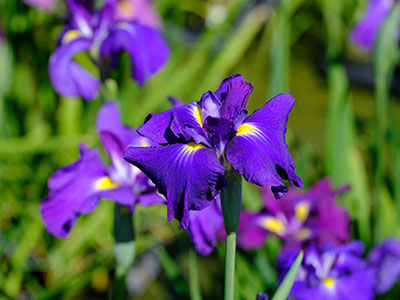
[
  {"xmin": 49, "ymin": 0, "xmax": 169, "ymax": 100},
  {"xmin": 278, "ymin": 242, "xmax": 377, "ymax": 300},
  {"xmin": 368, "ymin": 238, "xmax": 400, "ymax": 294},
  {"xmin": 236, "ymin": 179, "xmax": 350, "ymax": 250},
  {"xmin": 351, "ymin": 0, "xmax": 400, "ymax": 49},
  {"xmin": 40, "ymin": 101, "xmax": 165, "ymax": 238},
  {"xmin": 123, "ymin": 74, "xmax": 303, "ymax": 229}
]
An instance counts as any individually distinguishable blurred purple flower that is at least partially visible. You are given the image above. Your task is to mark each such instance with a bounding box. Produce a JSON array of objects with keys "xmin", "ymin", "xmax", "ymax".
[
  {"xmin": 236, "ymin": 179, "xmax": 350, "ymax": 250},
  {"xmin": 23, "ymin": 0, "xmax": 56, "ymax": 11},
  {"xmin": 49, "ymin": 0, "xmax": 169, "ymax": 100},
  {"xmin": 278, "ymin": 242, "xmax": 377, "ymax": 300},
  {"xmin": 40, "ymin": 102, "xmax": 165, "ymax": 238},
  {"xmin": 351, "ymin": 0, "xmax": 399, "ymax": 49},
  {"xmin": 187, "ymin": 199, "xmax": 224, "ymax": 256},
  {"xmin": 124, "ymin": 74, "xmax": 303, "ymax": 229},
  {"xmin": 113, "ymin": 0, "xmax": 161, "ymax": 28},
  {"xmin": 368, "ymin": 238, "xmax": 400, "ymax": 294}
]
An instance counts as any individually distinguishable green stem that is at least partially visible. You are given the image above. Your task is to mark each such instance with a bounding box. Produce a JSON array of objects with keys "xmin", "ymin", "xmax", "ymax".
[
  {"xmin": 113, "ymin": 204, "xmax": 136, "ymax": 300},
  {"xmin": 224, "ymin": 232, "xmax": 237, "ymax": 300},
  {"xmin": 189, "ymin": 249, "xmax": 202, "ymax": 300},
  {"xmin": 220, "ymin": 168, "xmax": 242, "ymax": 300}
]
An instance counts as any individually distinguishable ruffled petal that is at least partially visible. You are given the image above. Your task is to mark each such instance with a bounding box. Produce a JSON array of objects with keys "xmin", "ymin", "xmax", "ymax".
[
  {"xmin": 137, "ymin": 109, "xmax": 175, "ymax": 144},
  {"xmin": 40, "ymin": 144, "xmax": 134, "ymax": 238},
  {"xmin": 188, "ymin": 199, "xmax": 224, "ymax": 256},
  {"xmin": 351, "ymin": 0, "xmax": 393, "ymax": 50},
  {"xmin": 198, "ymin": 91, "xmax": 221, "ymax": 121},
  {"xmin": 49, "ymin": 37, "xmax": 100, "ymax": 100},
  {"xmin": 214, "ymin": 74, "xmax": 253, "ymax": 120},
  {"xmin": 124, "ymin": 143, "xmax": 226, "ymax": 228},
  {"xmin": 225, "ymin": 93, "xmax": 303, "ymax": 198},
  {"xmin": 138, "ymin": 102, "xmax": 204, "ymax": 144},
  {"xmin": 100, "ymin": 22, "xmax": 169, "ymax": 85}
]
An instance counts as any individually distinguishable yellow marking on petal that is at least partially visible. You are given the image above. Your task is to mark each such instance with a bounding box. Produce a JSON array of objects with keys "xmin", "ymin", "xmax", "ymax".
[
  {"xmin": 140, "ymin": 139, "xmax": 149, "ymax": 147},
  {"xmin": 236, "ymin": 122, "xmax": 261, "ymax": 137},
  {"xmin": 117, "ymin": 0, "xmax": 136, "ymax": 18},
  {"xmin": 295, "ymin": 202, "xmax": 310, "ymax": 222},
  {"xmin": 95, "ymin": 176, "xmax": 119, "ymax": 191},
  {"xmin": 295, "ymin": 228, "xmax": 311, "ymax": 240},
  {"xmin": 183, "ymin": 142, "xmax": 205, "ymax": 155},
  {"xmin": 261, "ymin": 217, "xmax": 286, "ymax": 235},
  {"xmin": 191, "ymin": 104, "xmax": 203, "ymax": 127},
  {"xmin": 322, "ymin": 277, "xmax": 335, "ymax": 290},
  {"xmin": 62, "ymin": 29, "xmax": 81, "ymax": 44}
]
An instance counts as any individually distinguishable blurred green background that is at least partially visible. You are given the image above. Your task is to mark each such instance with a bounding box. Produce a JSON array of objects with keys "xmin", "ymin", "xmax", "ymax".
[{"xmin": 1, "ymin": 0, "xmax": 400, "ymax": 299}]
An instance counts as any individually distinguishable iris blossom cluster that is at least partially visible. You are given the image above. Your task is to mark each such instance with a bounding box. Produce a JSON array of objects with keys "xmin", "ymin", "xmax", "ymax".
[
  {"xmin": 236, "ymin": 179, "xmax": 350, "ymax": 250},
  {"xmin": 124, "ymin": 74, "xmax": 303, "ymax": 229},
  {"xmin": 278, "ymin": 242, "xmax": 377, "ymax": 300},
  {"xmin": 187, "ymin": 179, "xmax": 349, "ymax": 256},
  {"xmin": 351, "ymin": 0, "xmax": 400, "ymax": 49},
  {"xmin": 276, "ymin": 239, "xmax": 400, "ymax": 299},
  {"xmin": 40, "ymin": 102, "xmax": 165, "ymax": 238},
  {"xmin": 49, "ymin": 0, "xmax": 169, "ymax": 100}
]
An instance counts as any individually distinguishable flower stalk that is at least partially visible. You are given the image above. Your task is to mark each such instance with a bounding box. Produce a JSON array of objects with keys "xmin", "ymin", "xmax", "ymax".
[
  {"xmin": 113, "ymin": 204, "xmax": 136, "ymax": 299},
  {"xmin": 221, "ymin": 168, "xmax": 242, "ymax": 300}
]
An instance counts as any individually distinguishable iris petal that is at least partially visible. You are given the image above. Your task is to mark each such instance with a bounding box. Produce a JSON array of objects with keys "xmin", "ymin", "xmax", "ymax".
[
  {"xmin": 188, "ymin": 199, "xmax": 224, "ymax": 256},
  {"xmin": 124, "ymin": 143, "xmax": 226, "ymax": 228},
  {"xmin": 225, "ymin": 93, "xmax": 303, "ymax": 198},
  {"xmin": 49, "ymin": 37, "xmax": 100, "ymax": 100},
  {"xmin": 351, "ymin": 0, "xmax": 394, "ymax": 49},
  {"xmin": 214, "ymin": 74, "xmax": 253, "ymax": 120},
  {"xmin": 100, "ymin": 22, "xmax": 169, "ymax": 86},
  {"xmin": 96, "ymin": 101, "xmax": 139, "ymax": 148},
  {"xmin": 138, "ymin": 102, "xmax": 204, "ymax": 144},
  {"xmin": 40, "ymin": 144, "xmax": 134, "ymax": 238}
]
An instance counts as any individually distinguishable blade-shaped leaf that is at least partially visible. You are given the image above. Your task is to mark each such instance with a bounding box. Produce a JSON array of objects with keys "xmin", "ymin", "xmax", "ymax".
[{"xmin": 271, "ymin": 251, "xmax": 303, "ymax": 300}]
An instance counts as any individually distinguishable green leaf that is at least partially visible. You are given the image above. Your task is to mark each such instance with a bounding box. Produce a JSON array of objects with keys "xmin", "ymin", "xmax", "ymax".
[
  {"xmin": 271, "ymin": 251, "xmax": 303, "ymax": 300},
  {"xmin": 269, "ymin": 0, "xmax": 291, "ymax": 97},
  {"xmin": 189, "ymin": 249, "xmax": 203, "ymax": 300},
  {"xmin": 0, "ymin": 38, "xmax": 13, "ymax": 97},
  {"xmin": 374, "ymin": 185, "xmax": 396, "ymax": 241},
  {"xmin": 373, "ymin": 4, "xmax": 400, "ymax": 189},
  {"xmin": 156, "ymin": 246, "xmax": 188, "ymax": 297},
  {"xmin": 325, "ymin": 64, "xmax": 371, "ymax": 243}
]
